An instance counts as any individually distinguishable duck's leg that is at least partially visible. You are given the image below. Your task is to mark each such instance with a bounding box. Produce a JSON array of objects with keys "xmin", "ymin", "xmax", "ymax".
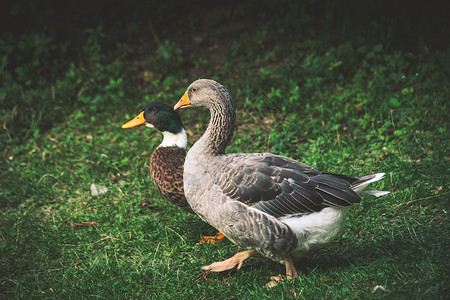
[
  {"xmin": 201, "ymin": 250, "xmax": 258, "ymax": 272},
  {"xmin": 198, "ymin": 232, "xmax": 226, "ymax": 245},
  {"xmin": 266, "ymin": 255, "xmax": 299, "ymax": 288}
]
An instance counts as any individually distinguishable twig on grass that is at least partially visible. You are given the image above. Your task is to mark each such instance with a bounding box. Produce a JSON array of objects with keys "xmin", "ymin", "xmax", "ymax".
[{"xmin": 394, "ymin": 191, "xmax": 449, "ymax": 209}]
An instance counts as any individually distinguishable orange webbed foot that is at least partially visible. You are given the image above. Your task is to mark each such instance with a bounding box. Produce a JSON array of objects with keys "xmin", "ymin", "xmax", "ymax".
[{"xmin": 197, "ymin": 232, "xmax": 226, "ymax": 245}]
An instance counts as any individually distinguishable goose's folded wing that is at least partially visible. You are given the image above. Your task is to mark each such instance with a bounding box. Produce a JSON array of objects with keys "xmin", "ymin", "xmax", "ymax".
[{"xmin": 216, "ymin": 153, "xmax": 361, "ymax": 218}]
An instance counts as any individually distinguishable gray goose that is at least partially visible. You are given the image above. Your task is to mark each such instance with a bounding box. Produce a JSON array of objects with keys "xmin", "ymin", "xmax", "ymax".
[{"xmin": 174, "ymin": 79, "xmax": 389, "ymax": 287}]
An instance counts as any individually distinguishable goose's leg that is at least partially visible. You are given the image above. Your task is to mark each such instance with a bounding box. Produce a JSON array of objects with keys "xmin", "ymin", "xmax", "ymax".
[
  {"xmin": 266, "ymin": 255, "xmax": 299, "ymax": 288},
  {"xmin": 201, "ymin": 250, "xmax": 258, "ymax": 272},
  {"xmin": 285, "ymin": 256, "xmax": 299, "ymax": 278},
  {"xmin": 198, "ymin": 232, "xmax": 226, "ymax": 245}
]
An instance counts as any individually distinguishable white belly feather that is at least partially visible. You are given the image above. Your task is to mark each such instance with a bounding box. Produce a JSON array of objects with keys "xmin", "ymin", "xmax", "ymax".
[{"xmin": 280, "ymin": 207, "xmax": 350, "ymax": 260}]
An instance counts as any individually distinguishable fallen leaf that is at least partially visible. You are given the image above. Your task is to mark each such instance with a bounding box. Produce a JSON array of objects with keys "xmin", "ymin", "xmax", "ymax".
[
  {"xmin": 318, "ymin": 276, "xmax": 337, "ymax": 283},
  {"xmin": 139, "ymin": 199, "xmax": 149, "ymax": 207},
  {"xmin": 355, "ymin": 102, "xmax": 363, "ymax": 112},
  {"xmin": 288, "ymin": 289, "xmax": 301, "ymax": 297},
  {"xmin": 378, "ymin": 152, "xmax": 397, "ymax": 160},
  {"xmin": 67, "ymin": 220, "xmax": 98, "ymax": 230},
  {"xmin": 194, "ymin": 270, "xmax": 211, "ymax": 285},
  {"xmin": 139, "ymin": 199, "xmax": 159, "ymax": 210}
]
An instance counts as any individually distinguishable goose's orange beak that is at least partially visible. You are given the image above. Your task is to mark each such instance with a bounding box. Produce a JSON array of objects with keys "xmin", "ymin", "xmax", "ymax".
[
  {"xmin": 122, "ymin": 111, "xmax": 146, "ymax": 128},
  {"xmin": 174, "ymin": 93, "xmax": 191, "ymax": 110}
]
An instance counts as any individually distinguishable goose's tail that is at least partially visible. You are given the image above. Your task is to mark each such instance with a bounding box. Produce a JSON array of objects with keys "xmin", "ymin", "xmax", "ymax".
[{"xmin": 351, "ymin": 173, "xmax": 390, "ymax": 197}]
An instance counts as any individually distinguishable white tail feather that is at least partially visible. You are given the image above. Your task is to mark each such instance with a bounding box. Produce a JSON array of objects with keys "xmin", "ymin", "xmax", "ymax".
[
  {"xmin": 352, "ymin": 173, "xmax": 388, "ymax": 195},
  {"xmin": 362, "ymin": 190, "xmax": 390, "ymax": 197}
]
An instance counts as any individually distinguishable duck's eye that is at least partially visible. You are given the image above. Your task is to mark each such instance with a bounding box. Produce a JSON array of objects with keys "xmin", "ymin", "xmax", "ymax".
[{"xmin": 191, "ymin": 87, "xmax": 197, "ymax": 92}]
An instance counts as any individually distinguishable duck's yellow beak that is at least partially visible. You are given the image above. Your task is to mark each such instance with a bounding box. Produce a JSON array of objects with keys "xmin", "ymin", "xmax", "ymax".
[
  {"xmin": 122, "ymin": 111, "xmax": 146, "ymax": 128},
  {"xmin": 174, "ymin": 93, "xmax": 191, "ymax": 110}
]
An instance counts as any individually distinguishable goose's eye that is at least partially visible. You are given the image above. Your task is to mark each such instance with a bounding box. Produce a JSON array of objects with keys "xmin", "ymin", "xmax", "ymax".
[{"xmin": 191, "ymin": 87, "xmax": 197, "ymax": 92}]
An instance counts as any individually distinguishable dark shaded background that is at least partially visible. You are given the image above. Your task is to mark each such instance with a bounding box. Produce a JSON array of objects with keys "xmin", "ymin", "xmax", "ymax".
[
  {"xmin": 1, "ymin": 0, "xmax": 448, "ymax": 146},
  {"xmin": 2, "ymin": 0, "xmax": 448, "ymax": 63}
]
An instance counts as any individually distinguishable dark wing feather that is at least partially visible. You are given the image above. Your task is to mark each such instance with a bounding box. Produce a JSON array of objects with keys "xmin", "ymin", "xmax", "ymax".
[
  {"xmin": 215, "ymin": 153, "xmax": 361, "ymax": 218},
  {"xmin": 314, "ymin": 174, "xmax": 361, "ymax": 205}
]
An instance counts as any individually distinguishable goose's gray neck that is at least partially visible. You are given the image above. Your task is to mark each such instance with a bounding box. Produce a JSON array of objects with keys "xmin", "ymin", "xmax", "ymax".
[{"xmin": 197, "ymin": 92, "xmax": 235, "ymax": 155}]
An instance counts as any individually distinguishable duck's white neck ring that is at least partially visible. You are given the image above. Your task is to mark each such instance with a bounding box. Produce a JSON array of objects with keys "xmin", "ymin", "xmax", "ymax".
[{"xmin": 159, "ymin": 128, "xmax": 188, "ymax": 149}]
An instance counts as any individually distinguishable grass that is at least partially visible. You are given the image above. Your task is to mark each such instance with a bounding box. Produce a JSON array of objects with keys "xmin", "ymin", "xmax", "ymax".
[{"xmin": 1, "ymin": 0, "xmax": 449, "ymax": 298}]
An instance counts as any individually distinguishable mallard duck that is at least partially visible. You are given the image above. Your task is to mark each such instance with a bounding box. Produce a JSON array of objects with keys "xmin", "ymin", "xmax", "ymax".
[
  {"xmin": 122, "ymin": 102, "xmax": 224, "ymax": 243},
  {"xmin": 174, "ymin": 79, "xmax": 389, "ymax": 287}
]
